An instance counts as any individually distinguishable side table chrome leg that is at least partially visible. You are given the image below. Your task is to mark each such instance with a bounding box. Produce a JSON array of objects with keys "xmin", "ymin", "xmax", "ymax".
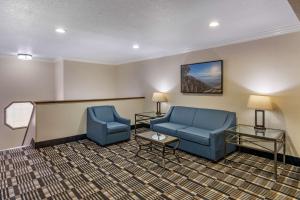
[
  {"xmin": 134, "ymin": 114, "xmax": 137, "ymax": 139},
  {"xmin": 224, "ymin": 133, "xmax": 227, "ymax": 163},
  {"xmin": 274, "ymin": 141, "xmax": 278, "ymax": 180},
  {"xmin": 283, "ymin": 134, "xmax": 286, "ymax": 164},
  {"xmin": 238, "ymin": 134, "xmax": 241, "ymax": 152}
]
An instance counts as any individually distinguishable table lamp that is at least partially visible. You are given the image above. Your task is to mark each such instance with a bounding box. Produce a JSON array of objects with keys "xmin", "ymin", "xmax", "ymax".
[
  {"xmin": 152, "ymin": 92, "xmax": 167, "ymax": 115},
  {"xmin": 247, "ymin": 95, "xmax": 272, "ymax": 130}
]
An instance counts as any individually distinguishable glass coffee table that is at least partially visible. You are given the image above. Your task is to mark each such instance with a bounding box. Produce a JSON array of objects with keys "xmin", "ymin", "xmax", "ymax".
[
  {"xmin": 224, "ymin": 124, "xmax": 286, "ymax": 179},
  {"xmin": 135, "ymin": 131, "xmax": 180, "ymax": 168}
]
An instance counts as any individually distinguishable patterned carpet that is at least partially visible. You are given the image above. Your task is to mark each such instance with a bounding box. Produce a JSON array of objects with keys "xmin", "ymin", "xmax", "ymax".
[{"xmin": 1, "ymin": 133, "xmax": 300, "ymax": 199}]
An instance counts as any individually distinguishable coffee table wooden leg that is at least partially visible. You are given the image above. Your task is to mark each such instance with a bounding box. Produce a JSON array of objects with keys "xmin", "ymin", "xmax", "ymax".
[
  {"xmin": 174, "ymin": 140, "xmax": 180, "ymax": 163},
  {"xmin": 136, "ymin": 145, "xmax": 141, "ymax": 156}
]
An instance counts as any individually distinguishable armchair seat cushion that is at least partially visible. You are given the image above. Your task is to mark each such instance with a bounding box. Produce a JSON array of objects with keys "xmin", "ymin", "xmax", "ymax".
[
  {"xmin": 178, "ymin": 127, "xmax": 210, "ymax": 146},
  {"xmin": 153, "ymin": 122, "xmax": 187, "ymax": 137},
  {"xmin": 107, "ymin": 122, "xmax": 130, "ymax": 134}
]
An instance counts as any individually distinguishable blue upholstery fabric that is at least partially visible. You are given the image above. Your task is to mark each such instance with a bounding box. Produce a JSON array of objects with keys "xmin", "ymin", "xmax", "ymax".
[
  {"xmin": 209, "ymin": 112, "xmax": 236, "ymax": 161},
  {"xmin": 93, "ymin": 106, "xmax": 115, "ymax": 122},
  {"xmin": 150, "ymin": 106, "xmax": 236, "ymax": 161},
  {"xmin": 107, "ymin": 122, "xmax": 130, "ymax": 134},
  {"xmin": 168, "ymin": 139, "xmax": 211, "ymax": 159},
  {"xmin": 86, "ymin": 105, "xmax": 131, "ymax": 146},
  {"xmin": 106, "ymin": 131, "xmax": 130, "ymax": 145},
  {"xmin": 192, "ymin": 109, "xmax": 228, "ymax": 130},
  {"xmin": 178, "ymin": 127, "xmax": 210, "ymax": 146},
  {"xmin": 169, "ymin": 106, "xmax": 196, "ymax": 126},
  {"xmin": 153, "ymin": 122, "xmax": 187, "ymax": 137},
  {"xmin": 150, "ymin": 107, "xmax": 174, "ymax": 129}
]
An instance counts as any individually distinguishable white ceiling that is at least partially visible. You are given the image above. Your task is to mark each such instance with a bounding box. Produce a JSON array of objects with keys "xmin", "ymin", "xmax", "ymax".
[{"xmin": 0, "ymin": 0, "xmax": 299, "ymax": 64}]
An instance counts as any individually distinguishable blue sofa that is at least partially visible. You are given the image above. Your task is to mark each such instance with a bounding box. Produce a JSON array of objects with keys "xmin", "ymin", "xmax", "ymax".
[
  {"xmin": 87, "ymin": 105, "xmax": 131, "ymax": 146},
  {"xmin": 150, "ymin": 106, "xmax": 236, "ymax": 161}
]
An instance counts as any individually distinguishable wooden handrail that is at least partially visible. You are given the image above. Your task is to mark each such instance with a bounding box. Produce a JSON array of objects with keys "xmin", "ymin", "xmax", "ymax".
[{"xmin": 35, "ymin": 96, "xmax": 145, "ymax": 104}]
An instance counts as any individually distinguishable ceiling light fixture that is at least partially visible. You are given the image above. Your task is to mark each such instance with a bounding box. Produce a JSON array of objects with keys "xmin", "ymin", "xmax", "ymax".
[
  {"xmin": 132, "ymin": 44, "xmax": 140, "ymax": 49},
  {"xmin": 17, "ymin": 54, "xmax": 32, "ymax": 60},
  {"xmin": 209, "ymin": 21, "xmax": 220, "ymax": 28},
  {"xmin": 55, "ymin": 28, "xmax": 66, "ymax": 34}
]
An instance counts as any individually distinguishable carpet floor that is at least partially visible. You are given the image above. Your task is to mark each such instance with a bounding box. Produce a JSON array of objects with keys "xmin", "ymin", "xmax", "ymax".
[{"xmin": 0, "ymin": 135, "xmax": 300, "ymax": 199}]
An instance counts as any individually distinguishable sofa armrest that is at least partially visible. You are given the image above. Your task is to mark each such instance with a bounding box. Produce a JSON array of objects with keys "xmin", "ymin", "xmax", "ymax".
[
  {"xmin": 209, "ymin": 113, "xmax": 237, "ymax": 161},
  {"xmin": 150, "ymin": 106, "xmax": 174, "ymax": 129},
  {"xmin": 150, "ymin": 117, "xmax": 168, "ymax": 128},
  {"xmin": 211, "ymin": 112, "xmax": 236, "ymax": 135}
]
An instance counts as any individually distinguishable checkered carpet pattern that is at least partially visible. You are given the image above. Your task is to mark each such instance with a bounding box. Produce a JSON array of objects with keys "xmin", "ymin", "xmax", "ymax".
[{"xmin": 1, "ymin": 135, "xmax": 300, "ymax": 199}]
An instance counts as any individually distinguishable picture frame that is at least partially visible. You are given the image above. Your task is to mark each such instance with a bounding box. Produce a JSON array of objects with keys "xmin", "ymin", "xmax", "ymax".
[{"xmin": 181, "ymin": 60, "xmax": 223, "ymax": 94}]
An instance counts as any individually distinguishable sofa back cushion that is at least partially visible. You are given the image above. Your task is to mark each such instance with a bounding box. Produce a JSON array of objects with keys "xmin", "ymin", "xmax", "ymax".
[
  {"xmin": 169, "ymin": 106, "xmax": 196, "ymax": 126},
  {"xmin": 192, "ymin": 109, "xmax": 228, "ymax": 130},
  {"xmin": 92, "ymin": 106, "xmax": 114, "ymax": 122}
]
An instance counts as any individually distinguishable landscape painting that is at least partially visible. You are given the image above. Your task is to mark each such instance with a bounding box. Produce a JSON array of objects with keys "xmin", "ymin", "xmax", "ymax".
[{"xmin": 181, "ymin": 60, "xmax": 223, "ymax": 94}]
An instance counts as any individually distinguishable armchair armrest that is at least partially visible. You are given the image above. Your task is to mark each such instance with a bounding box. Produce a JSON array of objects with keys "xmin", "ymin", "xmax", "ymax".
[
  {"xmin": 91, "ymin": 118, "xmax": 107, "ymax": 126},
  {"xmin": 116, "ymin": 116, "xmax": 131, "ymax": 125},
  {"xmin": 87, "ymin": 111, "xmax": 107, "ymax": 130},
  {"xmin": 87, "ymin": 108, "xmax": 108, "ymax": 145},
  {"xmin": 112, "ymin": 107, "xmax": 131, "ymax": 125}
]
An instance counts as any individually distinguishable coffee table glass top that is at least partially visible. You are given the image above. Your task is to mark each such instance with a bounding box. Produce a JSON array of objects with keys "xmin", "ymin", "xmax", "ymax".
[
  {"xmin": 136, "ymin": 131, "xmax": 178, "ymax": 145},
  {"xmin": 226, "ymin": 124, "xmax": 284, "ymax": 140}
]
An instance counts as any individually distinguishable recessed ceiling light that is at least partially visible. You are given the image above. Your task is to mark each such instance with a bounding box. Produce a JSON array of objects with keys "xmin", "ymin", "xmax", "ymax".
[
  {"xmin": 209, "ymin": 21, "xmax": 219, "ymax": 28},
  {"xmin": 55, "ymin": 28, "xmax": 66, "ymax": 34},
  {"xmin": 17, "ymin": 54, "xmax": 32, "ymax": 60},
  {"xmin": 132, "ymin": 44, "xmax": 140, "ymax": 49}
]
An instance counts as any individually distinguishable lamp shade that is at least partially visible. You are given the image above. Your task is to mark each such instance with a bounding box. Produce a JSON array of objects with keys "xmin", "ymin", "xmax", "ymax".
[
  {"xmin": 247, "ymin": 95, "xmax": 272, "ymax": 110},
  {"xmin": 152, "ymin": 92, "xmax": 167, "ymax": 102}
]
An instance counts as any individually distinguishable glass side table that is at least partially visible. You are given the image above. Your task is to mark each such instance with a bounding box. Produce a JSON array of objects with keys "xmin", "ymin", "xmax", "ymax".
[
  {"xmin": 224, "ymin": 124, "xmax": 286, "ymax": 180},
  {"xmin": 134, "ymin": 112, "xmax": 165, "ymax": 136}
]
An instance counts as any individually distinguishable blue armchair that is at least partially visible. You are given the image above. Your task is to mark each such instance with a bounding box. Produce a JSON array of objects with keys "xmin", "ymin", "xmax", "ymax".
[{"xmin": 87, "ymin": 105, "xmax": 131, "ymax": 146}]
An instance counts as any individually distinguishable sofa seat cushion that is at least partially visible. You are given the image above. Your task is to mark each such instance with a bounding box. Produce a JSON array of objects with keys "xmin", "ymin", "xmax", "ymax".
[
  {"xmin": 153, "ymin": 122, "xmax": 188, "ymax": 137},
  {"xmin": 107, "ymin": 122, "xmax": 129, "ymax": 134},
  {"xmin": 178, "ymin": 127, "xmax": 210, "ymax": 146}
]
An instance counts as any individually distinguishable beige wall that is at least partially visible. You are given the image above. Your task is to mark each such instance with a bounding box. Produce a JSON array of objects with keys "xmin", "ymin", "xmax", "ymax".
[
  {"xmin": 116, "ymin": 63, "xmax": 144, "ymax": 97},
  {"xmin": 63, "ymin": 60, "xmax": 117, "ymax": 99},
  {"xmin": 0, "ymin": 57, "xmax": 133, "ymax": 150},
  {"xmin": 0, "ymin": 56, "xmax": 56, "ymax": 150},
  {"xmin": 116, "ymin": 32, "xmax": 300, "ymax": 157},
  {"xmin": 35, "ymin": 99, "xmax": 144, "ymax": 142},
  {"xmin": 54, "ymin": 59, "xmax": 64, "ymax": 100}
]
